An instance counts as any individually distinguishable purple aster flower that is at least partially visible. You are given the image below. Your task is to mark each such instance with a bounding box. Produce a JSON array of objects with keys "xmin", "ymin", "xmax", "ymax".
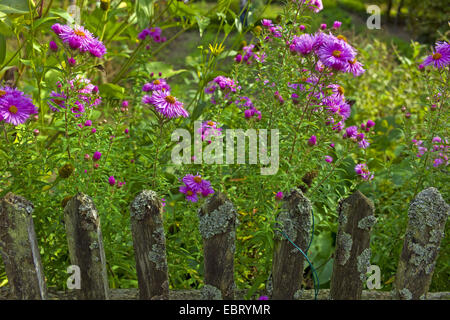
[
  {"xmin": 291, "ymin": 34, "xmax": 315, "ymax": 55},
  {"xmin": 333, "ymin": 21, "xmax": 342, "ymax": 29},
  {"xmin": 49, "ymin": 40, "xmax": 58, "ymax": 52},
  {"xmin": 344, "ymin": 126, "xmax": 358, "ymax": 139},
  {"xmin": 366, "ymin": 119, "xmax": 375, "ymax": 128},
  {"xmin": 179, "ymin": 185, "xmax": 198, "ymax": 202},
  {"xmin": 142, "ymin": 78, "xmax": 170, "ymax": 92},
  {"xmin": 433, "ymin": 158, "xmax": 444, "ymax": 167},
  {"xmin": 84, "ymin": 120, "xmax": 92, "ymax": 127},
  {"xmin": 0, "ymin": 86, "xmax": 38, "ymax": 126},
  {"xmin": 325, "ymin": 155, "xmax": 333, "ymax": 163},
  {"xmin": 358, "ymin": 139, "xmax": 370, "ymax": 149},
  {"xmin": 317, "ymin": 37, "xmax": 356, "ymax": 71},
  {"xmin": 68, "ymin": 57, "xmax": 76, "ymax": 66},
  {"xmin": 52, "ymin": 23, "xmax": 106, "ymax": 58},
  {"xmin": 296, "ymin": 0, "xmax": 323, "ymax": 13},
  {"xmin": 199, "ymin": 120, "xmax": 222, "ymax": 141},
  {"xmin": 275, "ymin": 191, "xmax": 283, "ymax": 200},
  {"xmin": 432, "ymin": 136, "xmax": 442, "ymax": 143},
  {"xmin": 308, "ymin": 135, "xmax": 317, "ymax": 146},
  {"xmin": 143, "ymin": 90, "xmax": 189, "ymax": 119},
  {"xmin": 423, "ymin": 41, "xmax": 450, "ymax": 69},
  {"xmin": 108, "ymin": 176, "xmax": 116, "ymax": 186},
  {"xmin": 345, "ymin": 58, "xmax": 365, "ymax": 77},
  {"xmin": 320, "ymin": 23, "xmax": 327, "ymax": 30},
  {"xmin": 183, "ymin": 174, "xmax": 207, "ymax": 193},
  {"xmin": 355, "ymin": 163, "xmax": 374, "ymax": 181},
  {"xmin": 93, "ymin": 151, "xmax": 102, "ymax": 161},
  {"xmin": 261, "ymin": 19, "xmax": 273, "ymax": 27}
]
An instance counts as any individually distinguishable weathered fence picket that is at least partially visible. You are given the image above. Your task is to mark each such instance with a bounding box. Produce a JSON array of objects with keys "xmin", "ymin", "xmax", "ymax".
[
  {"xmin": 394, "ymin": 187, "xmax": 449, "ymax": 300},
  {"xmin": 0, "ymin": 187, "xmax": 448, "ymax": 300},
  {"xmin": 198, "ymin": 192, "xmax": 237, "ymax": 300},
  {"xmin": 271, "ymin": 188, "xmax": 312, "ymax": 300},
  {"xmin": 330, "ymin": 190, "xmax": 376, "ymax": 300},
  {"xmin": 0, "ymin": 193, "xmax": 47, "ymax": 300},
  {"xmin": 64, "ymin": 193, "xmax": 109, "ymax": 299},
  {"xmin": 130, "ymin": 190, "xmax": 169, "ymax": 300}
]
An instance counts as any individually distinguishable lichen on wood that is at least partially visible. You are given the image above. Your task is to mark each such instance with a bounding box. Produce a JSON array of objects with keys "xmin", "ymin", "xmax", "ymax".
[
  {"xmin": 271, "ymin": 188, "xmax": 311, "ymax": 300},
  {"xmin": 198, "ymin": 192, "xmax": 237, "ymax": 300},
  {"xmin": 0, "ymin": 193, "xmax": 47, "ymax": 300},
  {"xmin": 394, "ymin": 187, "xmax": 449, "ymax": 300},
  {"xmin": 130, "ymin": 190, "xmax": 169, "ymax": 300},
  {"xmin": 330, "ymin": 190, "xmax": 375, "ymax": 300},
  {"xmin": 64, "ymin": 193, "xmax": 109, "ymax": 300}
]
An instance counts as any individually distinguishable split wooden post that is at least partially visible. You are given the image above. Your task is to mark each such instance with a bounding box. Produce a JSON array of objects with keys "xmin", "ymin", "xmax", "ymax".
[
  {"xmin": 0, "ymin": 193, "xmax": 47, "ymax": 300},
  {"xmin": 64, "ymin": 193, "xmax": 109, "ymax": 299},
  {"xmin": 394, "ymin": 187, "xmax": 449, "ymax": 300},
  {"xmin": 198, "ymin": 192, "xmax": 237, "ymax": 300},
  {"xmin": 330, "ymin": 190, "xmax": 376, "ymax": 300},
  {"xmin": 272, "ymin": 188, "xmax": 312, "ymax": 300},
  {"xmin": 130, "ymin": 190, "xmax": 169, "ymax": 300}
]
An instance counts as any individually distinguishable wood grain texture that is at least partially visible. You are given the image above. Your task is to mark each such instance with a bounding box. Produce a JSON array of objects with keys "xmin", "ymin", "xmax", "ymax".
[
  {"xmin": 271, "ymin": 188, "xmax": 311, "ymax": 300},
  {"xmin": 330, "ymin": 190, "xmax": 376, "ymax": 300},
  {"xmin": 64, "ymin": 193, "xmax": 109, "ymax": 299},
  {"xmin": 198, "ymin": 192, "xmax": 237, "ymax": 300},
  {"xmin": 0, "ymin": 193, "xmax": 47, "ymax": 300},
  {"xmin": 130, "ymin": 190, "xmax": 169, "ymax": 300}
]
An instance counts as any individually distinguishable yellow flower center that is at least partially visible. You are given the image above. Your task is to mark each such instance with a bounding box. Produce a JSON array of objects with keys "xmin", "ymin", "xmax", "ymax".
[
  {"xmin": 207, "ymin": 121, "xmax": 214, "ymax": 126},
  {"xmin": 332, "ymin": 50, "xmax": 342, "ymax": 58},
  {"xmin": 0, "ymin": 90, "xmax": 6, "ymax": 97},
  {"xmin": 337, "ymin": 86, "xmax": 345, "ymax": 95},
  {"xmin": 8, "ymin": 105, "xmax": 18, "ymax": 114},
  {"xmin": 193, "ymin": 176, "xmax": 202, "ymax": 183},
  {"xmin": 432, "ymin": 52, "xmax": 442, "ymax": 60},
  {"xmin": 153, "ymin": 79, "xmax": 161, "ymax": 85},
  {"xmin": 337, "ymin": 35, "xmax": 347, "ymax": 43},
  {"xmin": 349, "ymin": 58, "xmax": 357, "ymax": 65},
  {"xmin": 187, "ymin": 190, "xmax": 194, "ymax": 196},
  {"xmin": 74, "ymin": 29, "xmax": 86, "ymax": 37},
  {"xmin": 165, "ymin": 95, "xmax": 176, "ymax": 104}
]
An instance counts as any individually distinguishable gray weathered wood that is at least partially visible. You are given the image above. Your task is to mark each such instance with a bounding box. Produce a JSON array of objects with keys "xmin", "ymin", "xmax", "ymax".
[
  {"xmin": 394, "ymin": 187, "xmax": 449, "ymax": 300},
  {"xmin": 64, "ymin": 193, "xmax": 109, "ymax": 299},
  {"xmin": 1, "ymin": 286, "xmax": 449, "ymax": 300},
  {"xmin": 271, "ymin": 188, "xmax": 311, "ymax": 300},
  {"xmin": 130, "ymin": 190, "xmax": 169, "ymax": 300},
  {"xmin": 0, "ymin": 193, "xmax": 47, "ymax": 300},
  {"xmin": 330, "ymin": 190, "xmax": 376, "ymax": 300},
  {"xmin": 198, "ymin": 192, "xmax": 237, "ymax": 300}
]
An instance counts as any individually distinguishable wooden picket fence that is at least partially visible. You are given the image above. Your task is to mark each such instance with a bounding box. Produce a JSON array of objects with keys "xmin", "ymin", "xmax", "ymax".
[{"xmin": 0, "ymin": 187, "xmax": 448, "ymax": 300}]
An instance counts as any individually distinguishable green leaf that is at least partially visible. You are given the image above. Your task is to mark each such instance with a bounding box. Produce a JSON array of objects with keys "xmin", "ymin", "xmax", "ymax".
[
  {"xmin": 0, "ymin": 0, "xmax": 28, "ymax": 15},
  {"xmin": 145, "ymin": 61, "xmax": 187, "ymax": 78},
  {"xmin": 49, "ymin": 8, "xmax": 74, "ymax": 24},
  {"xmin": 195, "ymin": 16, "xmax": 210, "ymax": 38},
  {"xmin": 0, "ymin": 34, "xmax": 5, "ymax": 65},
  {"xmin": 98, "ymin": 83, "xmax": 125, "ymax": 99}
]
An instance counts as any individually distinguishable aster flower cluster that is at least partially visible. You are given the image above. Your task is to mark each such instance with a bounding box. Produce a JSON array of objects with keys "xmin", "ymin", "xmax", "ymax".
[
  {"xmin": 51, "ymin": 23, "xmax": 106, "ymax": 58},
  {"xmin": 204, "ymin": 76, "xmax": 241, "ymax": 105},
  {"xmin": 260, "ymin": 19, "xmax": 283, "ymax": 40},
  {"xmin": 138, "ymin": 27, "xmax": 166, "ymax": 43},
  {"xmin": 422, "ymin": 41, "xmax": 450, "ymax": 69},
  {"xmin": 354, "ymin": 163, "xmax": 374, "ymax": 181},
  {"xmin": 142, "ymin": 79, "xmax": 189, "ymax": 119},
  {"xmin": 0, "ymin": 86, "xmax": 38, "ymax": 126},
  {"xmin": 412, "ymin": 137, "xmax": 449, "ymax": 167},
  {"xmin": 342, "ymin": 119, "xmax": 375, "ymax": 149},
  {"xmin": 235, "ymin": 44, "xmax": 266, "ymax": 65},
  {"xmin": 199, "ymin": 120, "xmax": 222, "ymax": 143},
  {"xmin": 48, "ymin": 75, "xmax": 101, "ymax": 118},
  {"xmin": 294, "ymin": 0, "xmax": 323, "ymax": 13},
  {"xmin": 290, "ymin": 31, "xmax": 365, "ymax": 76},
  {"xmin": 179, "ymin": 174, "xmax": 214, "ymax": 202}
]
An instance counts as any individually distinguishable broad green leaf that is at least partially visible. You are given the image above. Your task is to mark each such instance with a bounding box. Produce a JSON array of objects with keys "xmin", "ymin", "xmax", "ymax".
[
  {"xmin": 98, "ymin": 83, "xmax": 125, "ymax": 99},
  {"xmin": 145, "ymin": 61, "xmax": 187, "ymax": 78}
]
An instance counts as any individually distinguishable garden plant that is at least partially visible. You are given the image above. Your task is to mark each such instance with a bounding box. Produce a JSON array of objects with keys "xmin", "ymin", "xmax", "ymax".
[{"xmin": 0, "ymin": 0, "xmax": 448, "ymax": 301}]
